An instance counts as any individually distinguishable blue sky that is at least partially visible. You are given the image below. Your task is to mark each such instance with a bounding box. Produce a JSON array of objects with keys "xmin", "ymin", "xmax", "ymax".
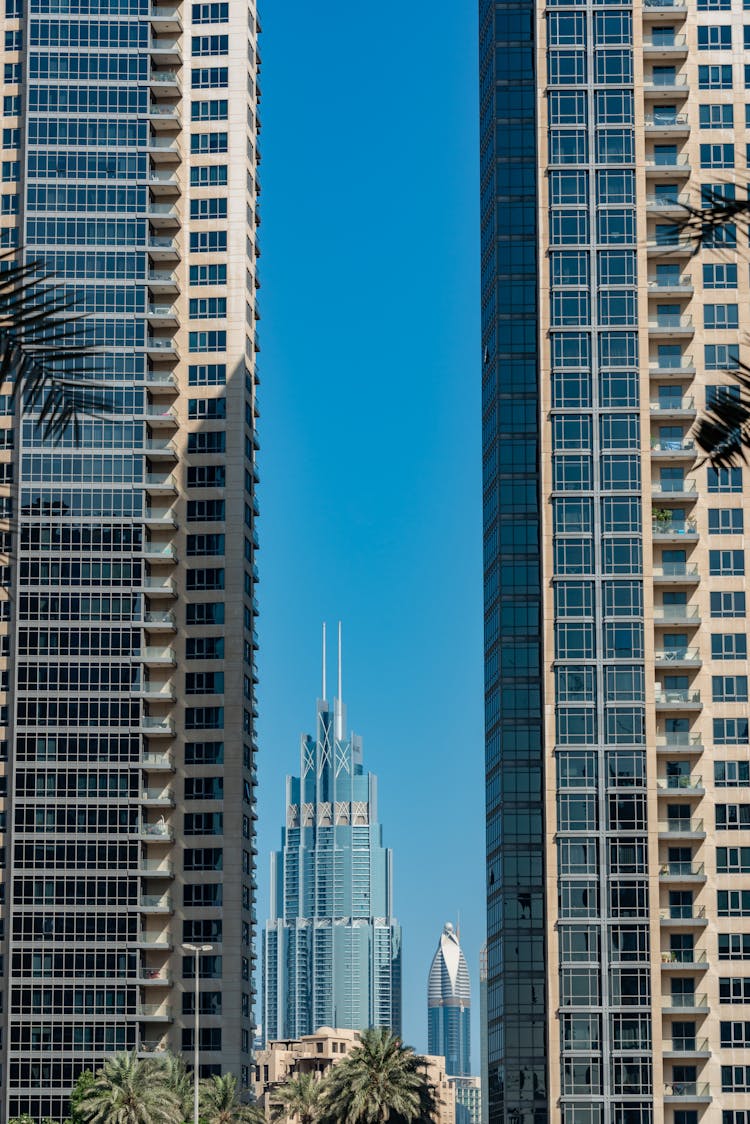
[{"xmin": 254, "ymin": 0, "xmax": 483, "ymax": 1065}]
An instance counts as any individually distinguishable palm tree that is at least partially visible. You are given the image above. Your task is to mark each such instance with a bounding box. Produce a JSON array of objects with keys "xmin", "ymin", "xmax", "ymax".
[
  {"xmin": 319, "ymin": 1028, "xmax": 437, "ymax": 1124},
  {"xmin": 199, "ymin": 1072, "xmax": 266, "ymax": 1124},
  {"xmin": 272, "ymin": 1072, "xmax": 326, "ymax": 1124},
  {"xmin": 672, "ymin": 191, "xmax": 750, "ymax": 464},
  {"xmin": 73, "ymin": 1051, "xmax": 183, "ymax": 1124},
  {"xmin": 0, "ymin": 250, "xmax": 103, "ymax": 440},
  {"xmin": 155, "ymin": 1053, "xmax": 193, "ymax": 1121}
]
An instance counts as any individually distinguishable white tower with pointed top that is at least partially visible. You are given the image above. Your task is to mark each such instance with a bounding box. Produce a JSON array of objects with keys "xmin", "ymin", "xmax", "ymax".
[{"xmin": 428, "ymin": 922, "xmax": 471, "ymax": 1077}]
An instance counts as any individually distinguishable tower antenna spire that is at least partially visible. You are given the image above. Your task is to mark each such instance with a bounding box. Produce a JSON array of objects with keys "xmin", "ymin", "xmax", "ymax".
[
  {"xmin": 334, "ymin": 621, "xmax": 343, "ymax": 739},
  {"xmin": 322, "ymin": 621, "xmax": 327, "ymax": 701}
]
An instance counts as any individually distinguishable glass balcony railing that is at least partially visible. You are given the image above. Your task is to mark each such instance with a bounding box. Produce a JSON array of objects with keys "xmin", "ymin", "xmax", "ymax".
[
  {"xmin": 662, "ymin": 992, "xmax": 707, "ymax": 1008},
  {"xmin": 656, "ymin": 732, "xmax": 702, "ymax": 748},
  {"xmin": 653, "ymin": 606, "xmax": 700, "ymax": 621},
  {"xmin": 650, "ymin": 397, "xmax": 695, "ymax": 411},
  {"xmin": 664, "ymin": 1082, "xmax": 710, "ymax": 1098},
  {"xmin": 656, "ymin": 773, "xmax": 702, "ymax": 789},
  {"xmin": 654, "ymin": 647, "xmax": 700, "ymax": 662},
  {"xmin": 652, "ymin": 480, "xmax": 697, "ymax": 494},
  {"xmin": 659, "ymin": 862, "xmax": 705, "ymax": 877},
  {"xmin": 654, "ymin": 688, "xmax": 701, "ymax": 704},
  {"xmin": 648, "ymin": 315, "xmax": 693, "ymax": 329},
  {"xmin": 660, "ymin": 903, "xmax": 706, "ymax": 920},
  {"xmin": 649, "ymin": 354, "xmax": 694, "ymax": 369},
  {"xmin": 644, "ymin": 33, "xmax": 687, "ymax": 47},
  {"xmin": 652, "ymin": 518, "xmax": 698, "ymax": 534},
  {"xmin": 645, "ymin": 117, "xmax": 689, "ymax": 129},
  {"xmin": 658, "ymin": 817, "xmax": 704, "ymax": 833},
  {"xmin": 665, "ymin": 1037, "xmax": 709, "ymax": 1053}
]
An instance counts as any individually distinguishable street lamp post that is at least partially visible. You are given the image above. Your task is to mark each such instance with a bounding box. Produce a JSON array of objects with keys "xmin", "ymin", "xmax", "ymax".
[{"xmin": 182, "ymin": 942, "xmax": 214, "ymax": 1124}]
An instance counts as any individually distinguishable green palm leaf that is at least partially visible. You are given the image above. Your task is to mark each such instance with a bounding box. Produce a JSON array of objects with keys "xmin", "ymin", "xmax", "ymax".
[
  {"xmin": 74, "ymin": 1051, "xmax": 184, "ymax": 1124},
  {"xmin": 0, "ymin": 251, "xmax": 106, "ymax": 441},
  {"xmin": 319, "ymin": 1029, "xmax": 438, "ymax": 1124},
  {"xmin": 199, "ymin": 1072, "xmax": 266, "ymax": 1124}
]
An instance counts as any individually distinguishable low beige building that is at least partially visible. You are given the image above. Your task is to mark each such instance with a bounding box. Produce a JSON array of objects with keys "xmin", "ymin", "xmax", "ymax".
[{"xmin": 253, "ymin": 1026, "xmax": 455, "ymax": 1124}]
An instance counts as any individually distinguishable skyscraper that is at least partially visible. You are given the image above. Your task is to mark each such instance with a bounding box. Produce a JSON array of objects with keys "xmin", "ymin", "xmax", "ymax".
[
  {"xmin": 263, "ymin": 626, "xmax": 401, "ymax": 1039},
  {"xmin": 0, "ymin": 0, "xmax": 260, "ymax": 1116},
  {"xmin": 482, "ymin": 0, "xmax": 750, "ymax": 1121},
  {"xmin": 428, "ymin": 922, "xmax": 471, "ymax": 1078}
]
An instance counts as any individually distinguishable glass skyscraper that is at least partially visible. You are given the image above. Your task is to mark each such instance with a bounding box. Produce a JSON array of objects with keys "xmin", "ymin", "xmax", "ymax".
[
  {"xmin": 428, "ymin": 921, "xmax": 471, "ymax": 1078},
  {"xmin": 482, "ymin": 0, "xmax": 750, "ymax": 1121},
  {"xmin": 0, "ymin": 0, "xmax": 259, "ymax": 1116},
  {"xmin": 263, "ymin": 628, "xmax": 401, "ymax": 1039}
]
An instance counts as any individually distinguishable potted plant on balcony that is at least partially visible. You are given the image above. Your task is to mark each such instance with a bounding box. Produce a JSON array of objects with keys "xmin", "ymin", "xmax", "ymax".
[{"xmin": 653, "ymin": 507, "xmax": 673, "ymax": 531}]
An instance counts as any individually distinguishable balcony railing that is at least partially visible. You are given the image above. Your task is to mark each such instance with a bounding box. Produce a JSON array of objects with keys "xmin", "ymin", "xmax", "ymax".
[
  {"xmin": 648, "ymin": 276, "xmax": 692, "ymax": 290},
  {"xmin": 653, "ymin": 480, "xmax": 697, "ymax": 495},
  {"xmin": 654, "ymin": 688, "xmax": 701, "ymax": 705},
  {"xmin": 140, "ymin": 821, "xmax": 172, "ymax": 837},
  {"xmin": 140, "ymin": 894, "xmax": 173, "ymax": 909},
  {"xmin": 649, "ymin": 354, "xmax": 694, "ymax": 370},
  {"xmin": 664, "ymin": 1082, "xmax": 710, "ymax": 1098},
  {"xmin": 646, "ymin": 155, "xmax": 690, "ymax": 168},
  {"xmin": 657, "ymin": 772, "xmax": 702, "ymax": 789},
  {"xmin": 141, "ymin": 751, "xmax": 175, "ymax": 768},
  {"xmin": 648, "ymin": 315, "xmax": 693, "ymax": 329},
  {"xmin": 652, "ymin": 519, "xmax": 698, "ymax": 535},
  {"xmin": 140, "ymin": 857, "xmax": 174, "ymax": 873},
  {"xmin": 653, "ymin": 563, "xmax": 699, "ymax": 578},
  {"xmin": 644, "ymin": 34, "xmax": 687, "ymax": 47},
  {"xmin": 659, "ymin": 862, "xmax": 705, "ymax": 877},
  {"xmin": 143, "ymin": 610, "xmax": 176, "ymax": 625},
  {"xmin": 665, "ymin": 1038, "xmax": 709, "ymax": 1053},
  {"xmin": 656, "ymin": 733, "xmax": 702, "ymax": 748},
  {"xmin": 659, "ymin": 904, "xmax": 706, "ymax": 920},
  {"xmin": 658, "ymin": 817, "xmax": 704, "ymax": 833},
  {"xmin": 653, "ymin": 606, "xmax": 699, "ymax": 622},
  {"xmin": 662, "ymin": 992, "xmax": 707, "ymax": 1008},
  {"xmin": 650, "ymin": 396, "xmax": 695, "ymax": 411},
  {"xmin": 655, "ymin": 648, "xmax": 700, "ymax": 664},
  {"xmin": 645, "ymin": 116, "xmax": 689, "ymax": 129}
]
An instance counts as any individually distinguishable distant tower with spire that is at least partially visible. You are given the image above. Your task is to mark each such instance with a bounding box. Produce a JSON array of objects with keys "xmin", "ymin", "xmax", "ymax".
[
  {"xmin": 263, "ymin": 624, "xmax": 402, "ymax": 1040},
  {"xmin": 428, "ymin": 922, "xmax": 471, "ymax": 1077}
]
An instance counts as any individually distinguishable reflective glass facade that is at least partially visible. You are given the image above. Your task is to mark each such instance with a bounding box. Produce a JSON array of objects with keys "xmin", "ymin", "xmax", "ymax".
[
  {"xmin": 483, "ymin": 0, "xmax": 750, "ymax": 1120},
  {"xmin": 0, "ymin": 0, "xmax": 260, "ymax": 1115},
  {"xmin": 263, "ymin": 685, "xmax": 401, "ymax": 1040}
]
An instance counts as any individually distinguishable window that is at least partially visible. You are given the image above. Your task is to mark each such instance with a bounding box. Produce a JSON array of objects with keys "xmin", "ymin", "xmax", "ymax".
[
  {"xmin": 721, "ymin": 1022, "xmax": 750, "ymax": 1047},
  {"xmin": 186, "ymin": 602, "xmax": 225, "ymax": 625},
  {"xmin": 709, "ymin": 508, "xmax": 744, "ymax": 534},
  {"xmin": 190, "ymin": 133, "xmax": 228, "ymax": 155},
  {"xmin": 189, "ymin": 231, "xmax": 227, "ymax": 253},
  {"xmin": 188, "ymin": 432, "xmax": 226, "ymax": 454},
  {"xmin": 192, "ymin": 66, "xmax": 228, "ymax": 88},
  {"xmin": 193, "ymin": 1, "xmax": 229, "ymax": 20},
  {"xmin": 712, "ymin": 634, "xmax": 748, "ymax": 660},
  {"xmin": 699, "ymin": 104, "xmax": 734, "ymax": 128},
  {"xmin": 186, "ymin": 741, "xmax": 224, "ymax": 764},
  {"xmin": 699, "ymin": 65, "xmax": 732, "ymax": 89},
  {"xmin": 189, "ymin": 264, "xmax": 227, "ymax": 286},
  {"xmin": 192, "ymin": 34, "xmax": 228, "ymax": 55},
  {"xmin": 698, "ymin": 24, "xmax": 732, "ymax": 49},
  {"xmin": 716, "ymin": 761, "xmax": 750, "ymax": 786},
  {"xmin": 190, "ymin": 198, "xmax": 227, "ymax": 221},
  {"xmin": 717, "ymin": 804, "xmax": 750, "ymax": 828},
  {"xmin": 186, "ymin": 567, "xmax": 225, "ymax": 590},
  {"xmin": 187, "ymin": 534, "xmax": 225, "ymax": 557},
  {"xmin": 189, "ymin": 298, "xmax": 226, "ymax": 320},
  {"xmin": 704, "ymin": 263, "xmax": 737, "ymax": 288},
  {"xmin": 185, "ymin": 672, "xmax": 224, "ymax": 695},
  {"xmin": 709, "ymin": 467, "xmax": 743, "ymax": 493},
  {"xmin": 718, "ymin": 849, "xmax": 750, "ymax": 873},
  {"xmin": 191, "ymin": 99, "xmax": 228, "ymax": 121},
  {"xmin": 189, "ymin": 330, "xmax": 226, "ymax": 353},
  {"xmin": 188, "ymin": 397, "xmax": 226, "ymax": 419},
  {"xmin": 710, "ymin": 550, "xmax": 744, "ymax": 575},
  {"xmin": 714, "ymin": 676, "xmax": 749, "ymax": 703},
  {"xmin": 703, "ymin": 224, "xmax": 737, "ymax": 248},
  {"xmin": 705, "ymin": 303, "xmax": 739, "ymax": 329},
  {"xmin": 187, "ymin": 465, "xmax": 225, "ymax": 488},
  {"xmin": 188, "ymin": 363, "xmax": 226, "ymax": 385},
  {"xmin": 190, "ymin": 165, "xmax": 228, "ymax": 188},
  {"xmin": 705, "ymin": 344, "xmax": 740, "ymax": 371},
  {"xmin": 701, "ymin": 143, "xmax": 734, "ymax": 168},
  {"xmin": 184, "ymin": 848, "xmax": 223, "ymax": 871},
  {"xmin": 715, "ymin": 718, "xmax": 750, "ymax": 745},
  {"xmin": 711, "ymin": 592, "xmax": 746, "ymax": 618},
  {"xmin": 185, "ymin": 707, "xmax": 224, "ymax": 730},
  {"xmin": 187, "ymin": 500, "xmax": 226, "ymax": 522}
]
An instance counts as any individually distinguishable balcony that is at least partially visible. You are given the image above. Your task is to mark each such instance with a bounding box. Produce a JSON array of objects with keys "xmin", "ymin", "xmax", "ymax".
[
  {"xmin": 145, "ymin": 438, "xmax": 177, "ymax": 462},
  {"xmin": 139, "ymin": 856, "xmax": 174, "ymax": 876},
  {"xmin": 663, "ymin": 1038, "xmax": 710, "ymax": 1060},
  {"xmin": 139, "ymin": 820, "xmax": 174, "ymax": 840},
  {"xmin": 654, "ymin": 688, "xmax": 702, "ymax": 710},
  {"xmin": 147, "ymin": 236, "xmax": 179, "ymax": 263},
  {"xmin": 140, "ymin": 785, "xmax": 175, "ymax": 806},
  {"xmin": 664, "ymin": 1083, "xmax": 711, "ymax": 1103},
  {"xmin": 658, "ymin": 817, "xmax": 705, "ymax": 838},
  {"xmin": 659, "ymin": 861, "xmax": 706, "ymax": 882},
  {"xmin": 649, "ymin": 355, "xmax": 696, "ymax": 377},
  {"xmin": 652, "ymin": 480, "xmax": 697, "ymax": 500},
  {"xmin": 140, "ymin": 894, "xmax": 173, "ymax": 913},
  {"xmin": 643, "ymin": 33, "xmax": 688, "ymax": 56},
  {"xmin": 147, "ymin": 270, "xmax": 179, "ymax": 296},
  {"xmin": 656, "ymin": 773, "xmax": 703, "ymax": 792},
  {"xmin": 650, "ymin": 444, "xmax": 697, "ymax": 464},
  {"xmin": 145, "ymin": 473, "xmax": 177, "ymax": 497},
  {"xmin": 149, "ymin": 69, "xmax": 180, "ymax": 95},
  {"xmin": 659, "ymin": 904, "xmax": 707, "ymax": 926},
  {"xmin": 142, "ymin": 646, "xmax": 176, "ymax": 667},
  {"xmin": 648, "ymin": 314, "xmax": 694, "ymax": 337},
  {"xmin": 141, "ymin": 750, "xmax": 176, "ymax": 771},
  {"xmin": 138, "ymin": 1039, "xmax": 169, "ymax": 1056},
  {"xmin": 645, "ymin": 115, "xmax": 690, "ymax": 138},
  {"xmin": 644, "ymin": 76, "xmax": 689, "ymax": 97},
  {"xmin": 144, "ymin": 372, "xmax": 177, "ymax": 397},
  {"xmin": 142, "ymin": 543, "xmax": 176, "ymax": 565},
  {"xmin": 650, "ymin": 396, "xmax": 696, "ymax": 418},
  {"xmin": 139, "ymin": 1003, "xmax": 174, "ymax": 1022},
  {"xmin": 660, "ymin": 948, "xmax": 708, "ymax": 966},
  {"xmin": 646, "ymin": 235, "xmax": 694, "ymax": 255},
  {"xmin": 654, "ymin": 647, "xmax": 701, "ymax": 668},
  {"xmin": 144, "ymin": 508, "xmax": 177, "ymax": 531},
  {"xmin": 145, "ymin": 406, "xmax": 178, "ymax": 429},
  {"xmin": 653, "ymin": 562, "xmax": 699, "ymax": 584},
  {"xmin": 149, "ymin": 37, "xmax": 181, "ymax": 66},
  {"xmin": 149, "ymin": 171, "xmax": 179, "ymax": 198},
  {"xmin": 146, "ymin": 337, "xmax": 178, "ymax": 359},
  {"xmin": 140, "ymin": 715, "xmax": 175, "ymax": 737},
  {"xmin": 648, "ymin": 275, "xmax": 693, "ymax": 296},
  {"xmin": 148, "ymin": 104, "xmax": 180, "ymax": 131},
  {"xmin": 662, "ymin": 992, "xmax": 708, "ymax": 1012},
  {"xmin": 656, "ymin": 733, "xmax": 703, "ymax": 754},
  {"xmin": 146, "ymin": 137, "xmax": 180, "ymax": 164},
  {"xmin": 147, "ymin": 303, "xmax": 179, "ymax": 326},
  {"xmin": 143, "ymin": 576, "xmax": 176, "ymax": 598},
  {"xmin": 142, "ymin": 610, "xmax": 176, "ymax": 632},
  {"xmin": 139, "ymin": 967, "xmax": 173, "ymax": 985},
  {"xmin": 652, "ymin": 518, "xmax": 699, "ymax": 540},
  {"xmin": 646, "ymin": 191, "xmax": 690, "ymax": 215},
  {"xmin": 150, "ymin": 3, "xmax": 182, "ymax": 32}
]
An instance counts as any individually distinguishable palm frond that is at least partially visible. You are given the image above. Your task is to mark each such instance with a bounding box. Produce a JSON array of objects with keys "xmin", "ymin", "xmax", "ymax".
[
  {"xmin": 0, "ymin": 250, "xmax": 107, "ymax": 441},
  {"xmin": 690, "ymin": 361, "xmax": 750, "ymax": 467}
]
